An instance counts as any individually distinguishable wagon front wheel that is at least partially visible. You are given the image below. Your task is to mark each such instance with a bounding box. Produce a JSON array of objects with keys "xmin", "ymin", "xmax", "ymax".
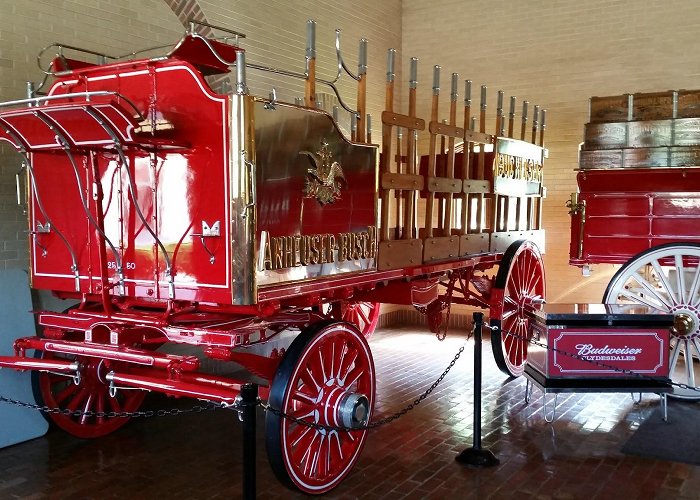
[
  {"xmin": 265, "ymin": 321, "xmax": 375, "ymax": 494},
  {"xmin": 489, "ymin": 240, "xmax": 546, "ymax": 377}
]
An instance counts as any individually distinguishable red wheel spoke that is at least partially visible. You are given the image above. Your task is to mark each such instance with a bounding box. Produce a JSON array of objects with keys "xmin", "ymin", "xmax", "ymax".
[
  {"xmin": 292, "ymin": 389, "xmax": 317, "ymax": 406},
  {"xmin": 289, "ymin": 403, "xmax": 316, "ymax": 420},
  {"xmin": 338, "ymin": 346, "xmax": 359, "ymax": 383},
  {"xmin": 96, "ymin": 390, "xmax": 106, "ymax": 425},
  {"xmin": 343, "ymin": 364, "xmax": 364, "ymax": 389},
  {"xmin": 356, "ymin": 306, "xmax": 371, "ymax": 326},
  {"xmin": 299, "ymin": 366, "xmax": 321, "ymax": 393},
  {"xmin": 80, "ymin": 392, "xmax": 95, "ymax": 425},
  {"xmin": 53, "ymin": 381, "xmax": 80, "ymax": 405},
  {"xmin": 288, "ymin": 421, "xmax": 315, "ymax": 447},
  {"xmin": 108, "ymin": 394, "xmax": 123, "ymax": 413},
  {"xmin": 66, "ymin": 387, "xmax": 89, "ymax": 412}
]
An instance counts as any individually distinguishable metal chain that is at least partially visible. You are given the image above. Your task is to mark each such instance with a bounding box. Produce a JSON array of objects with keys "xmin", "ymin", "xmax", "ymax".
[
  {"xmin": 261, "ymin": 329, "xmax": 471, "ymax": 433},
  {"xmin": 500, "ymin": 327, "xmax": 700, "ymax": 394},
  {"xmin": 0, "ymin": 394, "xmax": 227, "ymax": 418}
]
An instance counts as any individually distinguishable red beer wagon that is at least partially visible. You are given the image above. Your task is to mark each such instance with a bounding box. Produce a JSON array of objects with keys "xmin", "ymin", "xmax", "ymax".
[
  {"xmin": 569, "ymin": 91, "xmax": 700, "ymax": 399},
  {"xmin": 0, "ymin": 20, "xmax": 548, "ymax": 493}
]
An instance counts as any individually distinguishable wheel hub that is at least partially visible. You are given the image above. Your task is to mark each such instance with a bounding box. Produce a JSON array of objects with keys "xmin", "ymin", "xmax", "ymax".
[
  {"xmin": 321, "ymin": 388, "xmax": 369, "ymax": 429},
  {"xmin": 670, "ymin": 306, "xmax": 700, "ymax": 339}
]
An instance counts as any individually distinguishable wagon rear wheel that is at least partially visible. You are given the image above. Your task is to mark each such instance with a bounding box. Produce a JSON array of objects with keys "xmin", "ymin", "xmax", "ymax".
[
  {"xmin": 489, "ymin": 240, "xmax": 546, "ymax": 377},
  {"xmin": 265, "ymin": 321, "xmax": 375, "ymax": 494},
  {"xmin": 37, "ymin": 351, "xmax": 146, "ymax": 438},
  {"xmin": 603, "ymin": 243, "xmax": 700, "ymax": 400},
  {"xmin": 327, "ymin": 300, "xmax": 381, "ymax": 339}
]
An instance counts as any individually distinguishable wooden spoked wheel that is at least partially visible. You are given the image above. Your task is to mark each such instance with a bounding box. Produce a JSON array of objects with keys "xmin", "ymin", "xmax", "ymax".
[
  {"xmin": 266, "ymin": 321, "xmax": 375, "ymax": 494},
  {"xmin": 604, "ymin": 243, "xmax": 700, "ymax": 400},
  {"xmin": 38, "ymin": 351, "xmax": 146, "ymax": 438},
  {"xmin": 327, "ymin": 300, "xmax": 381, "ymax": 339},
  {"xmin": 489, "ymin": 240, "xmax": 546, "ymax": 377}
]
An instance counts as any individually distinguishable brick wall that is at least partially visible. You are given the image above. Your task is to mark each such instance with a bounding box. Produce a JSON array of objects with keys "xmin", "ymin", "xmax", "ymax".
[{"xmin": 402, "ymin": 0, "xmax": 700, "ymax": 304}]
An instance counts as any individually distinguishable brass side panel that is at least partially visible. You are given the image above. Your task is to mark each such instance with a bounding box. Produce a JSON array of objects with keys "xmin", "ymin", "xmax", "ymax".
[
  {"xmin": 583, "ymin": 122, "xmax": 627, "ymax": 150},
  {"xmin": 423, "ymin": 236, "xmax": 460, "ymax": 263},
  {"xmin": 589, "ymin": 95, "xmax": 629, "ymax": 123},
  {"xmin": 460, "ymin": 233, "xmax": 489, "ymax": 255},
  {"xmin": 678, "ymin": 90, "xmax": 700, "ymax": 118},
  {"xmin": 492, "ymin": 138, "xmax": 544, "ymax": 196},
  {"xmin": 229, "ymin": 94, "xmax": 257, "ymax": 305},
  {"xmin": 490, "ymin": 230, "xmax": 545, "ymax": 254},
  {"xmin": 627, "ymin": 120, "xmax": 672, "ymax": 148},
  {"xmin": 377, "ymin": 239, "xmax": 423, "ymax": 270},
  {"xmin": 674, "ymin": 118, "xmax": 700, "ymax": 146},
  {"xmin": 633, "ymin": 91, "xmax": 674, "ymax": 121},
  {"xmin": 253, "ymin": 101, "xmax": 378, "ymax": 287}
]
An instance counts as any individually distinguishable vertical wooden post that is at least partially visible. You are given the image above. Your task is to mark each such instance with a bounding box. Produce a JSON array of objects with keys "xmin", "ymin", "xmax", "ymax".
[
  {"xmin": 379, "ymin": 48, "xmax": 396, "ymax": 241},
  {"xmin": 404, "ymin": 57, "xmax": 419, "ymax": 240},
  {"xmin": 425, "ymin": 65, "xmax": 441, "ymax": 238},
  {"xmin": 461, "ymin": 80, "xmax": 472, "ymax": 234},
  {"xmin": 367, "ymin": 114, "xmax": 372, "ymax": 143},
  {"xmin": 444, "ymin": 73, "xmax": 458, "ymax": 236},
  {"xmin": 475, "ymin": 86, "xmax": 486, "ymax": 233},
  {"xmin": 536, "ymin": 108, "xmax": 546, "ymax": 230},
  {"xmin": 539, "ymin": 109, "xmax": 547, "ymax": 147},
  {"xmin": 510, "ymin": 95, "xmax": 522, "ymax": 231},
  {"xmin": 477, "ymin": 85, "xmax": 487, "ymax": 180},
  {"xmin": 520, "ymin": 100, "xmax": 529, "ymax": 141},
  {"xmin": 495, "ymin": 90, "xmax": 504, "ymax": 138},
  {"xmin": 305, "ymin": 20, "xmax": 316, "ymax": 108},
  {"xmin": 395, "ymin": 127, "xmax": 403, "ymax": 239},
  {"xmin": 492, "ymin": 90, "xmax": 504, "ymax": 232},
  {"xmin": 356, "ymin": 38, "xmax": 367, "ymax": 143},
  {"xmin": 508, "ymin": 96, "xmax": 516, "ymax": 139},
  {"xmin": 531, "ymin": 105, "xmax": 539, "ymax": 144}
]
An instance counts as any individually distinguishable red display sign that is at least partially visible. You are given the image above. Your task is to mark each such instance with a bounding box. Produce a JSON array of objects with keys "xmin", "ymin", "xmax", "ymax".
[{"xmin": 528, "ymin": 327, "xmax": 669, "ymax": 378}]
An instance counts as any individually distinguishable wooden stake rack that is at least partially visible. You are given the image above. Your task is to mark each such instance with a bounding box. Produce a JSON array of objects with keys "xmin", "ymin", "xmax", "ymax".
[{"xmin": 377, "ymin": 55, "xmax": 548, "ymax": 270}]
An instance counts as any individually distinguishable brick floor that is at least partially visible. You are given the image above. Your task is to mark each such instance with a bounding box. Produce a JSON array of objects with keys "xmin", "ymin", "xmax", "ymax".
[{"xmin": 0, "ymin": 325, "xmax": 699, "ymax": 499}]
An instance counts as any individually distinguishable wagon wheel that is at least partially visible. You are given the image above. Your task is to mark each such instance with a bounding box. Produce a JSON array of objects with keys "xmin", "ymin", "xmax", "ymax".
[
  {"xmin": 604, "ymin": 243, "xmax": 700, "ymax": 400},
  {"xmin": 266, "ymin": 321, "xmax": 375, "ymax": 494},
  {"xmin": 489, "ymin": 240, "xmax": 546, "ymax": 377},
  {"xmin": 327, "ymin": 300, "xmax": 381, "ymax": 339},
  {"xmin": 37, "ymin": 351, "xmax": 147, "ymax": 438}
]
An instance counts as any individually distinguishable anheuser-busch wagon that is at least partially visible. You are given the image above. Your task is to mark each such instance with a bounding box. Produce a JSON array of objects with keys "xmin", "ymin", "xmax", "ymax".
[
  {"xmin": 569, "ymin": 91, "xmax": 700, "ymax": 399},
  {"xmin": 0, "ymin": 20, "xmax": 549, "ymax": 493}
]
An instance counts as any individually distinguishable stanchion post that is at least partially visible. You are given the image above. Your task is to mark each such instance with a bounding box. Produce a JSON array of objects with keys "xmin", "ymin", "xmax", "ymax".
[
  {"xmin": 456, "ymin": 312, "xmax": 500, "ymax": 467},
  {"xmin": 241, "ymin": 383, "xmax": 258, "ymax": 500}
]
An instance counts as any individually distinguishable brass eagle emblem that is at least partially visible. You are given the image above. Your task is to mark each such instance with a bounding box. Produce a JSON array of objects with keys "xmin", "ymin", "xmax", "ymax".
[{"xmin": 300, "ymin": 141, "xmax": 346, "ymax": 205}]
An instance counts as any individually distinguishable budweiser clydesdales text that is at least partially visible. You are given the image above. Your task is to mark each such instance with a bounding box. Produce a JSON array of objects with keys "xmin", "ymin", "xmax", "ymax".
[{"xmin": 262, "ymin": 226, "xmax": 378, "ymax": 270}]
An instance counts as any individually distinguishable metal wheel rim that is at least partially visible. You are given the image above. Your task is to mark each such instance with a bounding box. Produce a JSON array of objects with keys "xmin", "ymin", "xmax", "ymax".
[
  {"xmin": 604, "ymin": 243, "xmax": 700, "ymax": 400},
  {"xmin": 490, "ymin": 240, "xmax": 546, "ymax": 377},
  {"xmin": 38, "ymin": 351, "xmax": 146, "ymax": 438},
  {"xmin": 266, "ymin": 321, "xmax": 375, "ymax": 494}
]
